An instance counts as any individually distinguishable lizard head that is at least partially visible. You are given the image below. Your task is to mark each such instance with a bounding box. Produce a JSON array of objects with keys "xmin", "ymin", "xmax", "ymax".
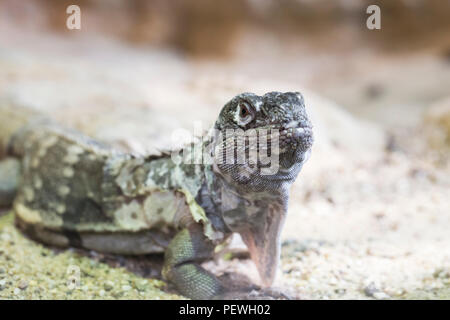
[
  {"xmin": 214, "ymin": 91, "xmax": 313, "ymax": 189},
  {"xmin": 212, "ymin": 91, "xmax": 314, "ymax": 287}
]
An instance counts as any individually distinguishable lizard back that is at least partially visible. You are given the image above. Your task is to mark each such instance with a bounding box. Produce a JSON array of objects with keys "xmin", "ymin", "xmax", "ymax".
[{"xmin": 0, "ymin": 105, "xmax": 224, "ymax": 254}]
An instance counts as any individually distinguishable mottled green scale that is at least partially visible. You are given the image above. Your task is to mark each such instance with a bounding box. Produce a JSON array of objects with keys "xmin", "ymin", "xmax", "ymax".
[
  {"xmin": 110, "ymin": 145, "xmax": 221, "ymax": 240},
  {"xmin": 13, "ymin": 123, "xmax": 217, "ymax": 243},
  {"xmin": 14, "ymin": 126, "xmax": 113, "ymax": 231}
]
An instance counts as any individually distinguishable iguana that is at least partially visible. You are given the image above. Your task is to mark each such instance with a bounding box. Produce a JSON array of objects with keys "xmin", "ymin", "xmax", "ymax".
[{"xmin": 0, "ymin": 92, "xmax": 313, "ymax": 299}]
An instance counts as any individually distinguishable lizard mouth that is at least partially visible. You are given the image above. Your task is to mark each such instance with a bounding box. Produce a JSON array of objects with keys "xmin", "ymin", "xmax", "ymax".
[{"xmin": 278, "ymin": 125, "xmax": 313, "ymax": 152}]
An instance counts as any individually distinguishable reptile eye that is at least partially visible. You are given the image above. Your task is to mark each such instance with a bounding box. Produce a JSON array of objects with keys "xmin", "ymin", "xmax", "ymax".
[
  {"xmin": 236, "ymin": 102, "xmax": 254, "ymax": 126},
  {"xmin": 241, "ymin": 105, "xmax": 249, "ymax": 117},
  {"xmin": 239, "ymin": 102, "xmax": 252, "ymax": 119}
]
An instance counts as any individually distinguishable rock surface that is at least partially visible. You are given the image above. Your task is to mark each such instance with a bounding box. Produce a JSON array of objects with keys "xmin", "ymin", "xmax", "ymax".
[{"xmin": 424, "ymin": 97, "xmax": 450, "ymax": 150}]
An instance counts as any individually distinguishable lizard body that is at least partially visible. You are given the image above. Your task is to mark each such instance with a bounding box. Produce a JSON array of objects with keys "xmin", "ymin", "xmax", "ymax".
[{"xmin": 0, "ymin": 92, "xmax": 313, "ymax": 299}]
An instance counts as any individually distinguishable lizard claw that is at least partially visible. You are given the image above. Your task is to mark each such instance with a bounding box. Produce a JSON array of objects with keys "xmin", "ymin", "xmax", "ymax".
[{"xmin": 215, "ymin": 272, "xmax": 291, "ymax": 300}]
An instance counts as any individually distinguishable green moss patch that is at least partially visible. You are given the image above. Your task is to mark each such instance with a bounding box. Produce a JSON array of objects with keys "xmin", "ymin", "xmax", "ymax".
[{"xmin": 0, "ymin": 213, "xmax": 184, "ymax": 300}]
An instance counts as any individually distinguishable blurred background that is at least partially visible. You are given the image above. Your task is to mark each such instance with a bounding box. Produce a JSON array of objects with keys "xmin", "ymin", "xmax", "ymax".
[{"xmin": 0, "ymin": 0, "xmax": 449, "ymax": 299}]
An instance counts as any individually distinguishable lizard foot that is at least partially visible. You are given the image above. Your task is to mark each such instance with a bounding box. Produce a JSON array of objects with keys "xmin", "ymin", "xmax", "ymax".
[{"xmin": 214, "ymin": 272, "xmax": 291, "ymax": 300}]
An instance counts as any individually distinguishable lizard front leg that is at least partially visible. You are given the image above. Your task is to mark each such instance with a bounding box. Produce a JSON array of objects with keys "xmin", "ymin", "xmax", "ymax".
[
  {"xmin": 162, "ymin": 224, "xmax": 225, "ymax": 299},
  {"xmin": 162, "ymin": 224, "xmax": 290, "ymax": 300}
]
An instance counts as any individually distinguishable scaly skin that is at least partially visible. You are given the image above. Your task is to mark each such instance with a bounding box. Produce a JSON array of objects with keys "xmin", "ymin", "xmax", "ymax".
[{"xmin": 0, "ymin": 92, "xmax": 313, "ymax": 299}]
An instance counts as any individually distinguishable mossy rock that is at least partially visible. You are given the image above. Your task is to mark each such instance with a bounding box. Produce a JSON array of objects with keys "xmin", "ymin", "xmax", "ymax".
[{"xmin": 0, "ymin": 212, "xmax": 184, "ymax": 300}]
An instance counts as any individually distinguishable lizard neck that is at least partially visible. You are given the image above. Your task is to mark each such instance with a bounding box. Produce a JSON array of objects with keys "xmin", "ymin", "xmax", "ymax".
[
  {"xmin": 195, "ymin": 165, "xmax": 289, "ymax": 235},
  {"xmin": 214, "ymin": 169, "xmax": 289, "ymax": 212}
]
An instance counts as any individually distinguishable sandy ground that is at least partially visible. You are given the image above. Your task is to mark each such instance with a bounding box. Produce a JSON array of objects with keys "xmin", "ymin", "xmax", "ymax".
[{"xmin": 0, "ymin": 30, "xmax": 449, "ymax": 299}]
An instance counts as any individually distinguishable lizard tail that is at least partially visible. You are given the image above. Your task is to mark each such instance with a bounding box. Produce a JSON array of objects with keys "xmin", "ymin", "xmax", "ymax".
[
  {"xmin": 0, "ymin": 103, "xmax": 41, "ymax": 206},
  {"xmin": 0, "ymin": 103, "xmax": 48, "ymax": 159}
]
